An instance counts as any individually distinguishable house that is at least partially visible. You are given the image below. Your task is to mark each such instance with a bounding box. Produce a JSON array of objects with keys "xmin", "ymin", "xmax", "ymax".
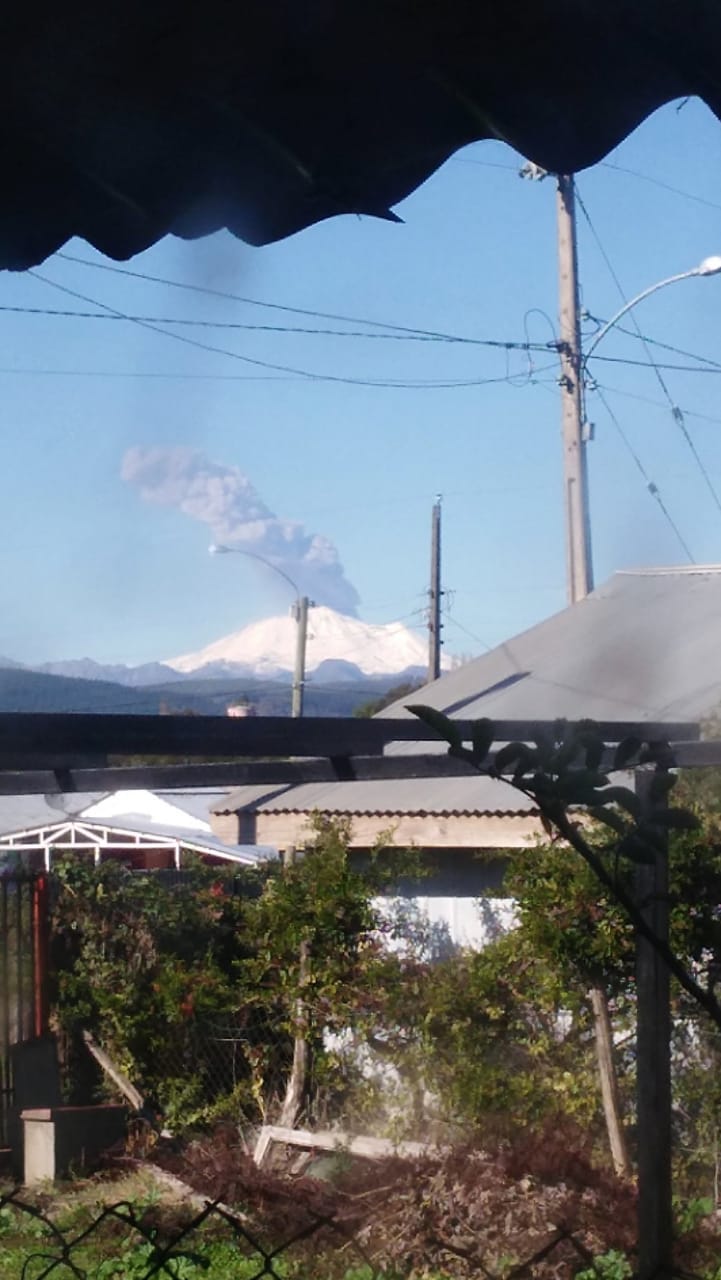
[{"xmin": 209, "ymin": 566, "xmax": 716, "ymax": 905}]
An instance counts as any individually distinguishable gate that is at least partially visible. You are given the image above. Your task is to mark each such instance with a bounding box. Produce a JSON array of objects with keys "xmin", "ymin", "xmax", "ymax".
[{"xmin": 0, "ymin": 873, "xmax": 49, "ymax": 1144}]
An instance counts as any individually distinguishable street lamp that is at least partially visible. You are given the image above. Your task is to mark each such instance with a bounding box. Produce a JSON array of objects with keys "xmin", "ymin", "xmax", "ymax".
[
  {"xmin": 583, "ymin": 255, "xmax": 721, "ymax": 372},
  {"xmin": 209, "ymin": 544, "xmax": 311, "ymax": 718},
  {"xmin": 565, "ymin": 254, "xmax": 721, "ymax": 598}
]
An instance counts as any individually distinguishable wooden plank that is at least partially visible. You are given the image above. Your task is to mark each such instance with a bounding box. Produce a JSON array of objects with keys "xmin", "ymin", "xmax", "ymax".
[
  {"xmin": 0, "ymin": 755, "xmax": 107, "ymax": 770},
  {"xmin": 0, "ymin": 712, "xmax": 700, "ymax": 763},
  {"xmin": 82, "ymin": 1031, "xmax": 144, "ymax": 1111},
  {"xmin": 0, "ymin": 754, "xmax": 479, "ymax": 794},
  {"xmin": 253, "ymin": 1123, "xmax": 433, "ymax": 1165}
]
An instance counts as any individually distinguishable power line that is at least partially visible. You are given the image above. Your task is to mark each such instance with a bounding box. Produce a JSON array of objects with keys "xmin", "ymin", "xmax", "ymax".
[
  {"xmin": 440, "ymin": 610, "xmax": 493, "ymax": 653},
  {"xmin": 0, "ymin": 362, "xmax": 559, "ymax": 389},
  {"xmin": 455, "ymin": 157, "xmax": 520, "ymax": 172},
  {"xmin": 591, "ymin": 355, "xmax": 721, "ymax": 375},
  {"xmin": 600, "ymin": 161, "xmax": 721, "ymax": 214},
  {"xmin": 585, "ymin": 312, "xmax": 721, "ymax": 371},
  {"xmin": 56, "ymin": 251, "xmax": 557, "ymax": 351},
  {"xmin": 0, "ymin": 366, "xmax": 293, "ymax": 381},
  {"xmin": 575, "ymin": 183, "xmax": 721, "ymax": 519},
  {"xmin": 0, "ymin": 301, "xmax": 554, "ymax": 352},
  {"xmin": 29, "ymin": 269, "xmax": 558, "ymax": 389},
  {"xmin": 595, "ymin": 381, "xmax": 721, "ymax": 429},
  {"xmin": 593, "ymin": 386, "xmax": 695, "ymax": 563}
]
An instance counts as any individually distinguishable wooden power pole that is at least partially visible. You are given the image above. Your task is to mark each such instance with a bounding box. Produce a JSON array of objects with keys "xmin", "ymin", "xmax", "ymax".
[
  {"xmin": 556, "ymin": 171, "xmax": 630, "ymax": 1181},
  {"xmin": 556, "ymin": 174, "xmax": 593, "ymax": 604},
  {"xmin": 428, "ymin": 496, "xmax": 442, "ymax": 681}
]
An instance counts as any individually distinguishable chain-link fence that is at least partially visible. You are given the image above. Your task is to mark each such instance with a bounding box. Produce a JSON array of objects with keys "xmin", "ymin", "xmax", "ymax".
[{"xmin": 0, "ymin": 1181, "xmax": 707, "ymax": 1280}]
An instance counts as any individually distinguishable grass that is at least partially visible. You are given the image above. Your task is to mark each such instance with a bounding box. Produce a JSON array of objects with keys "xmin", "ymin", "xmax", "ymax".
[{"xmin": 0, "ymin": 1170, "xmax": 385, "ymax": 1280}]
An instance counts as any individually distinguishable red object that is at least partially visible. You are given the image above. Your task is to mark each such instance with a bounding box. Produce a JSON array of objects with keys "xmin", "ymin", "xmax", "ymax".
[{"xmin": 31, "ymin": 876, "xmax": 50, "ymax": 1039}]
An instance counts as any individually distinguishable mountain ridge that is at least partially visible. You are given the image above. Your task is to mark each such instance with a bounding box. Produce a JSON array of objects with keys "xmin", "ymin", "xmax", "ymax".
[{"xmin": 166, "ymin": 605, "xmax": 451, "ymax": 680}]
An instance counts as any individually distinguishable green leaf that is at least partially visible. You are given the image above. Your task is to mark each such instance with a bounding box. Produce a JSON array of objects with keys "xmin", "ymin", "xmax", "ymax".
[
  {"xmin": 407, "ymin": 704, "xmax": 462, "ymax": 751},
  {"xmin": 588, "ymin": 806, "xmax": 628, "ymax": 836},
  {"xmin": 578, "ymin": 730, "xmax": 604, "ymax": 771},
  {"xmin": 558, "ymin": 768, "xmax": 610, "ymax": 792},
  {"xmin": 599, "ymin": 786, "xmax": 641, "ymax": 821},
  {"xmin": 617, "ymin": 832, "xmax": 657, "ymax": 865},
  {"xmin": 614, "ymin": 736, "xmax": 642, "ymax": 770},
  {"xmin": 471, "ymin": 718, "xmax": 495, "ymax": 764},
  {"xmin": 495, "ymin": 741, "xmax": 533, "ymax": 775},
  {"xmin": 551, "ymin": 736, "xmax": 584, "ymax": 773},
  {"xmin": 655, "ymin": 808, "xmax": 700, "ymax": 832},
  {"xmin": 650, "ymin": 771, "xmax": 677, "ymax": 803}
]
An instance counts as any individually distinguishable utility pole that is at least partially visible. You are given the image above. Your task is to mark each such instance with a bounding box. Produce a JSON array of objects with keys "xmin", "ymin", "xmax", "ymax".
[
  {"xmin": 291, "ymin": 596, "xmax": 311, "ymax": 718},
  {"xmin": 556, "ymin": 174, "xmax": 593, "ymax": 604},
  {"xmin": 428, "ymin": 495, "xmax": 443, "ymax": 682}
]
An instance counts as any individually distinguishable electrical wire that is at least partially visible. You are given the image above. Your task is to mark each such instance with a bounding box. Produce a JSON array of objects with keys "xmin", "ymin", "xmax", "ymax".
[
  {"xmin": 0, "ymin": 366, "xmax": 293, "ymax": 381},
  {"xmin": 600, "ymin": 161, "xmax": 721, "ymax": 214},
  {"xmin": 0, "ymin": 363, "xmax": 561, "ymax": 388},
  {"xmin": 439, "ymin": 610, "xmax": 493, "ymax": 653},
  {"xmin": 590, "ymin": 355, "xmax": 721, "ymax": 375},
  {"xmin": 29, "ymin": 269, "xmax": 557, "ymax": 390},
  {"xmin": 593, "ymin": 386, "xmax": 695, "ymax": 563},
  {"xmin": 575, "ymin": 182, "xmax": 721, "ymax": 519},
  {"xmin": 55, "ymin": 251, "xmax": 556, "ymax": 351},
  {"xmin": 584, "ymin": 314, "xmax": 721, "ymax": 372},
  {"xmin": 594, "ymin": 381, "xmax": 721, "ymax": 430},
  {"xmin": 0, "ymin": 301, "xmax": 554, "ymax": 352}
]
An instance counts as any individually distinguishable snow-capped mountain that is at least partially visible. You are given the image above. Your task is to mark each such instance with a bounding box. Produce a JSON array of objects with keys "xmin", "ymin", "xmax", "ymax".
[{"xmin": 166, "ymin": 606, "xmax": 452, "ymax": 680}]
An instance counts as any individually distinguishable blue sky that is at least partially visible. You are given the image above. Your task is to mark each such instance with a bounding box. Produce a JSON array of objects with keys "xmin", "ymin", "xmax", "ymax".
[{"xmin": 2, "ymin": 97, "xmax": 721, "ymax": 668}]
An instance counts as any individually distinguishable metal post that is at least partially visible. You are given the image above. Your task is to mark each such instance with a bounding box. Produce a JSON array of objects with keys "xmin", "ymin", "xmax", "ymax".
[
  {"xmin": 557, "ymin": 174, "xmax": 593, "ymax": 604},
  {"xmin": 291, "ymin": 596, "xmax": 310, "ymax": 719},
  {"xmin": 634, "ymin": 768, "xmax": 673, "ymax": 1280},
  {"xmin": 428, "ymin": 496, "xmax": 442, "ymax": 681}
]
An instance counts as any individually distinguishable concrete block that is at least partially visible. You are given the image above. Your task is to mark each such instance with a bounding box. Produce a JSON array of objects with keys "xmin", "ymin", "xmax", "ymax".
[{"xmin": 21, "ymin": 1105, "xmax": 127, "ymax": 1185}]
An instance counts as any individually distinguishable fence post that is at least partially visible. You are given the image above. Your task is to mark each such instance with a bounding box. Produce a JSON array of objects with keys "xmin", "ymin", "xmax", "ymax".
[{"xmin": 634, "ymin": 768, "xmax": 673, "ymax": 1279}]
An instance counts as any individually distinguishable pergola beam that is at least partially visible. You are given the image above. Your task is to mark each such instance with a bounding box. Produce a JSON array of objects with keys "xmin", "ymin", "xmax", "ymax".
[{"xmin": 0, "ymin": 713, "xmax": 700, "ymax": 761}]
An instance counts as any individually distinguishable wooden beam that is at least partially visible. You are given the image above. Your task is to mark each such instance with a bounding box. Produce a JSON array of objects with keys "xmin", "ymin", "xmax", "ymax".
[
  {"xmin": 253, "ymin": 1123, "xmax": 433, "ymax": 1166},
  {"xmin": 0, "ymin": 739, "xmax": 717, "ymax": 795},
  {"xmin": 0, "ymin": 754, "xmax": 107, "ymax": 770},
  {"xmin": 0, "ymin": 754, "xmax": 481, "ymax": 794},
  {"xmin": 0, "ymin": 713, "xmax": 700, "ymax": 763}
]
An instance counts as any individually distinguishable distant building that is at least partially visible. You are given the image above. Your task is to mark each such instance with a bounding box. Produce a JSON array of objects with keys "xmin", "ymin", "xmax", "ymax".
[{"xmin": 226, "ymin": 700, "xmax": 257, "ymax": 718}]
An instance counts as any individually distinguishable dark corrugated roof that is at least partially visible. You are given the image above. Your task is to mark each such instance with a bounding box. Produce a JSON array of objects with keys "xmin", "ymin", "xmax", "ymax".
[
  {"xmin": 1, "ymin": 2, "xmax": 719, "ymax": 268},
  {"xmin": 210, "ymin": 785, "xmax": 304, "ymax": 816},
  {"xmin": 380, "ymin": 567, "xmax": 721, "ymax": 730}
]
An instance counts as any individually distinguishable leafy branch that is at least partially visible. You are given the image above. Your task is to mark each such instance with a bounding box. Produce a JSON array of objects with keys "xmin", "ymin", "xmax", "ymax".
[{"xmin": 408, "ymin": 708, "xmax": 721, "ymax": 1030}]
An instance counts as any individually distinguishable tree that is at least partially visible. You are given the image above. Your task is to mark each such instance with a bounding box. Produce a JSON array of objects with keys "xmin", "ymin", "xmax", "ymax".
[
  {"xmin": 353, "ymin": 680, "xmax": 423, "ymax": 718},
  {"xmin": 408, "ymin": 708, "xmax": 721, "ymax": 1201}
]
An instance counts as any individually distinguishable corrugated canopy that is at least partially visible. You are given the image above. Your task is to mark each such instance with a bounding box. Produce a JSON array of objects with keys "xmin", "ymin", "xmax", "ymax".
[{"xmin": 2, "ymin": 0, "xmax": 720, "ymax": 269}]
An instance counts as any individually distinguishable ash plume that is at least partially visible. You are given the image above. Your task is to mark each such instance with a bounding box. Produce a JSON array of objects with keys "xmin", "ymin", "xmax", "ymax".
[{"xmin": 121, "ymin": 446, "xmax": 360, "ymax": 615}]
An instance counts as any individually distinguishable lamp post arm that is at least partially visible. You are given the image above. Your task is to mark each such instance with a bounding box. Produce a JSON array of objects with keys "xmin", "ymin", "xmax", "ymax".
[
  {"xmin": 582, "ymin": 268, "xmax": 702, "ymax": 373},
  {"xmin": 210, "ymin": 544, "xmax": 300, "ymax": 600}
]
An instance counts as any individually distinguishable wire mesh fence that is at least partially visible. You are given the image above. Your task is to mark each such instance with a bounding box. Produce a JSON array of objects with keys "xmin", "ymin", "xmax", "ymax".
[{"xmin": 0, "ymin": 1180, "xmax": 705, "ymax": 1280}]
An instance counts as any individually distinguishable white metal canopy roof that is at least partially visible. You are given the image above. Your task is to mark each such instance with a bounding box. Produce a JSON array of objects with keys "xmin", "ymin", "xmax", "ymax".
[{"xmin": 0, "ymin": 816, "xmax": 275, "ymax": 866}]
